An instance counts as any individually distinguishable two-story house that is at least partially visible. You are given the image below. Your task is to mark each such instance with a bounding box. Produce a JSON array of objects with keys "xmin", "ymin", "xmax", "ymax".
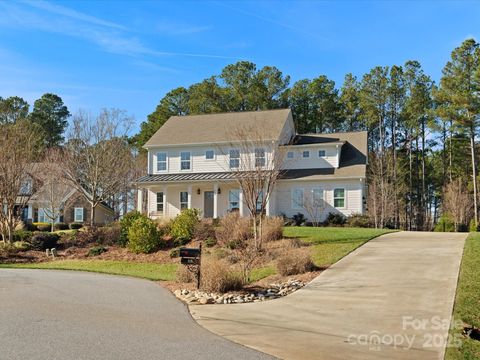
[{"xmin": 135, "ymin": 109, "xmax": 367, "ymax": 221}]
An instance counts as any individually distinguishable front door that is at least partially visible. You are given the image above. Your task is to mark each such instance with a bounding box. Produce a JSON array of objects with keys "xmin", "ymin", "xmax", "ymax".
[{"xmin": 204, "ymin": 191, "xmax": 214, "ymax": 218}]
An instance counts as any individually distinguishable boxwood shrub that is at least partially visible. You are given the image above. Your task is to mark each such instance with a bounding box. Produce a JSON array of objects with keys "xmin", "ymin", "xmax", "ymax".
[
  {"xmin": 30, "ymin": 233, "xmax": 60, "ymax": 250},
  {"xmin": 127, "ymin": 217, "xmax": 161, "ymax": 254}
]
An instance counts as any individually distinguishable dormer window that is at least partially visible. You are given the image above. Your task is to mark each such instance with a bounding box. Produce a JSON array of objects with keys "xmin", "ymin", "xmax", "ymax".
[
  {"xmin": 180, "ymin": 152, "xmax": 191, "ymax": 170},
  {"xmin": 318, "ymin": 150, "xmax": 326, "ymax": 157},
  {"xmin": 302, "ymin": 150, "xmax": 310, "ymax": 158}
]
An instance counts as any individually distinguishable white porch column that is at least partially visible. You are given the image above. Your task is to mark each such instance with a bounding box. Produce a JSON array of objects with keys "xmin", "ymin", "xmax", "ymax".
[
  {"xmin": 266, "ymin": 188, "xmax": 275, "ymax": 217},
  {"xmin": 27, "ymin": 204, "xmax": 33, "ymax": 221},
  {"xmin": 213, "ymin": 183, "xmax": 218, "ymax": 218},
  {"xmin": 187, "ymin": 185, "xmax": 192, "ymax": 209},
  {"xmin": 239, "ymin": 189, "xmax": 244, "ymax": 217},
  {"xmin": 136, "ymin": 188, "xmax": 143, "ymax": 213},
  {"xmin": 163, "ymin": 186, "xmax": 168, "ymax": 218}
]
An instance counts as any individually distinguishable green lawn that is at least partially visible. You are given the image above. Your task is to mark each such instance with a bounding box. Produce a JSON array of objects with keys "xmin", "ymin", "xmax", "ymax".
[
  {"xmin": 445, "ymin": 232, "xmax": 480, "ymax": 360},
  {"xmin": 0, "ymin": 260, "xmax": 178, "ymax": 281},
  {"xmin": 283, "ymin": 227, "xmax": 395, "ymax": 267}
]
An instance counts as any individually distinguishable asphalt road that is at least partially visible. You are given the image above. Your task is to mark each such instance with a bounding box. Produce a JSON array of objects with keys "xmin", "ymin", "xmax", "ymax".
[{"xmin": 0, "ymin": 269, "xmax": 274, "ymax": 360}]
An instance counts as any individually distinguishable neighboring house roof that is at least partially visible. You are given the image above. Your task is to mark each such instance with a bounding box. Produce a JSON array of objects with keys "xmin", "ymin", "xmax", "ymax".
[{"xmin": 143, "ymin": 108, "xmax": 292, "ymax": 147}]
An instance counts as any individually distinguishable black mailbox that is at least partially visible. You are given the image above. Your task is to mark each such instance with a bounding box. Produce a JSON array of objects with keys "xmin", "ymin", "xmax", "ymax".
[{"xmin": 179, "ymin": 248, "xmax": 201, "ymax": 258}]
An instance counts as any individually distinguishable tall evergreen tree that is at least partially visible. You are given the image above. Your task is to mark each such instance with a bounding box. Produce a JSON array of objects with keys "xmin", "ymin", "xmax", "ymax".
[
  {"xmin": 29, "ymin": 93, "xmax": 70, "ymax": 147},
  {"xmin": 435, "ymin": 39, "xmax": 480, "ymax": 226},
  {"xmin": 0, "ymin": 96, "xmax": 29, "ymax": 124}
]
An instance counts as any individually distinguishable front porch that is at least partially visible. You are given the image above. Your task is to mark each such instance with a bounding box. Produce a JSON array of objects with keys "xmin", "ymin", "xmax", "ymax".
[{"xmin": 137, "ymin": 181, "xmax": 274, "ymax": 219}]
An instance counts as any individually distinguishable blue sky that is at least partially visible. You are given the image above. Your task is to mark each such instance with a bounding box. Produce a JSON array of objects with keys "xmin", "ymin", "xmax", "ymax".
[{"xmin": 0, "ymin": 0, "xmax": 478, "ymax": 133}]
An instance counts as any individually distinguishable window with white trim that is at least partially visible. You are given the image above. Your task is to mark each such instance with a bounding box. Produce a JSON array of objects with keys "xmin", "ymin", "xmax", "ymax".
[
  {"xmin": 205, "ymin": 150, "xmax": 215, "ymax": 160},
  {"xmin": 311, "ymin": 188, "xmax": 324, "ymax": 207},
  {"xmin": 302, "ymin": 150, "xmax": 310, "ymax": 158},
  {"xmin": 74, "ymin": 207, "xmax": 84, "ymax": 222},
  {"xmin": 156, "ymin": 192, "xmax": 164, "ymax": 212},
  {"xmin": 256, "ymin": 190, "xmax": 264, "ymax": 212},
  {"xmin": 156, "ymin": 152, "xmax": 167, "ymax": 172},
  {"xmin": 180, "ymin": 152, "xmax": 191, "ymax": 170},
  {"xmin": 255, "ymin": 148, "xmax": 266, "ymax": 167},
  {"xmin": 229, "ymin": 149, "xmax": 240, "ymax": 169},
  {"xmin": 292, "ymin": 188, "xmax": 304, "ymax": 209},
  {"xmin": 38, "ymin": 208, "xmax": 47, "ymax": 223},
  {"xmin": 180, "ymin": 191, "xmax": 188, "ymax": 210},
  {"xmin": 318, "ymin": 150, "xmax": 326, "ymax": 157},
  {"xmin": 287, "ymin": 151, "xmax": 294, "ymax": 159},
  {"xmin": 229, "ymin": 189, "xmax": 240, "ymax": 211},
  {"xmin": 334, "ymin": 188, "xmax": 345, "ymax": 208}
]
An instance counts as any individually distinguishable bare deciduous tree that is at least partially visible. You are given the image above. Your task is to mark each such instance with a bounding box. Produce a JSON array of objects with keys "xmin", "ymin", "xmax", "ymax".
[
  {"xmin": 32, "ymin": 148, "xmax": 72, "ymax": 231},
  {"xmin": 221, "ymin": 124, "xmax": 288, "ymax": 249},
  {"xmin": 442, "ymin": 179, "xmax": 472, "ymax": 231},
  {"xmin": 62, "ymin": 109, "xmax": 134, "ymax": 225},
  {"xmin": 300, "ymin": 189, "xmax": 326, "ymax": 227},
  {"xmin": 0, "ymin": 121, "xmax": 42, "ymax": 243}
]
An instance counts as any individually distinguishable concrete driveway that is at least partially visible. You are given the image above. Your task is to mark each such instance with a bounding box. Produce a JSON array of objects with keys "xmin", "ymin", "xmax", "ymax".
[
  {"xmin": 191, "ymin": 231, "xmax": 467, "ymax": 360},
  {"xmin": 0, "ymin": 269, "xmax": 273, "ymax": 360}
]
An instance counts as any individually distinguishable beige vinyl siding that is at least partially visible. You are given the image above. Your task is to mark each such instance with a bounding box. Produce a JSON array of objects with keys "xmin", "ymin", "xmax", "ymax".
[
  {"xmin": 275, "ymin": 179, "xmax": 364, "ymax": 221},
  {"xmin": 283, "ymin": 146, "xmax": 339, "ymax": 170}
]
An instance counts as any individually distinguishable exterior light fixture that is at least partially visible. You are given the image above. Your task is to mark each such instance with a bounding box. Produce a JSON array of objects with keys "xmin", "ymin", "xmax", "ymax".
[
  {"xmin": 217, "ymin": 188, "xmax": 221, "ymax": 195},
  {"xmin": 197, "ymin": 188, "xmax": 201, "ymax": 195}
]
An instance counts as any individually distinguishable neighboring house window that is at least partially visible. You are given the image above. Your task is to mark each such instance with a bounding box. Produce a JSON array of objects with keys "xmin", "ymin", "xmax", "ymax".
[
  {"xmin": 180, "ymin": 152, "xmax": 191, "ymax": 170},
  {"xmin": 312, "ymin": 188, "xmax": 324, "ymax": 207},
  {"xmin": 74, "ymin": 207, "xmax": 84, "ymax": 222},
  {"xmin": 287, "ymin": 151, "xmax": 294, "ymax": 159},
  {"xmin": 229, "ymin": 190, "xmax": 240, "ymax": 211},
  {"xmin": 256, "ymin": 191, "xmax": 264, "ymax": 212},
  {"xmin": 318, "ymin": 150, "xmax": 326, "ymax": 157},
  {"xmin": 302, "ymin": 150, "xmax": 310, "ymax": 158},
  {"xmin": 157, "ymin": 152, "xmax": 167, "ymax": 172},
  {"xmin": 255, "ymin": 148, "xmax": 266, "ymax": 167},
  {"xmin": 180, "ymin": 191, "xmax": 188, "ymax": 210},
  {"xmin": 20, "ymin": 179, "xmax": 32, "ymax": 195},
  {"xmin": 156, "ymin": 192, "xmax": 164, "ymax": 213},
  {"xmin": 205, "ymin": 150, "xmax": 215, "ymax": 160},
  {"xmin": 334, "ymin": 188, "xmax": 346, "ymax": 208},
  {"xmin": 229, "ymin": 149, "xmax": 240, "ymax": 169},
  {"xmin": 292, "ymin": 188, "xmax": 304, "ymax": 209}
]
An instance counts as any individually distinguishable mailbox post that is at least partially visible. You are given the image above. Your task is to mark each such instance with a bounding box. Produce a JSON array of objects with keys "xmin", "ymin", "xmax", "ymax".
[{"xmin": 179, "ymin": 244, "xmax": 202, "ymax": 289}]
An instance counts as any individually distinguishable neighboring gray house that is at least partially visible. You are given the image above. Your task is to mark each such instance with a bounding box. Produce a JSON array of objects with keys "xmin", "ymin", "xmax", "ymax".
[{"xmin": 135, "ymin": 109, "xmax": 367, "ymax": 221}]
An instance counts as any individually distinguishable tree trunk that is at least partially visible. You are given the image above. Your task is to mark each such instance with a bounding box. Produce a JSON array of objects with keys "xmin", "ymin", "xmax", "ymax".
[
  {"xmin": 90, "ymin": 203, "xmax": 96, "ymax": 226},
  {"xmin": 421, "ymin": 119, "xmax": 426, "ymax": 230},
  {"xmin": 471, "ymin": 129, "xmax": 478, "ymax": 227}
]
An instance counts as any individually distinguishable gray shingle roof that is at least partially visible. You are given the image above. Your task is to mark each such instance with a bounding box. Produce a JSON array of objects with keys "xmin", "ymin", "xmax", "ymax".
[{"xmin": 144, "ymin": 109, "xmax": 292, "ymax": 147}]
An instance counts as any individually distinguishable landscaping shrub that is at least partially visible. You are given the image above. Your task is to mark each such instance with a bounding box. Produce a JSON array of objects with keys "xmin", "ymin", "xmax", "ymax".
[
  {"xmin": 58, "ymin": 231, "xmax": 79, "ymax": 248},
  {"xmin": 54, "ymin": 223, "xmax": 69, "ymax": 231},
  {"xmin": 120, "ymin": 211, "xmax": 147, "ymax": 247},
  {"xmin": 325, "ymin": 212, "xmax": 346, "ymax": 226},
  {"xmin": 33, "ymin": 222, "xmax": 52, "ymax": 232},
  {"xmin": 193, "ymin": 218, "xmax": 216, "ymax": 241},
  {"xmin": 346, "ymin": 214, "xmax": 373, "ymax": 228},
  {"xmin": 433, "ymin": 215, "xmax": 455, "ymax": 232},
  {"xmin": 30, "ymin": 233, "xmax": 60, "ymax": 250},
  {"xmin": 175, "ymin": 266, "xmax": 195, "ymax": 283},
  {"xmin": 215, "ymin": 212, "xmax": 251, "ymax": 245},
  {"xmin": 200, "ymin": 258, "xmax": 244, "ymax": 293},
  {"xmin": 69, "ymin": 223, "xmax": 84, "ymax": 230},
  {"xmin": 469, "ymin": 219, "xmax": 479, "ymax": 232},
  {"xmin": 127, "ymin": 217, "xmax": 161, "ymax": 254},
  {"xmin": 13, "ymin": 230, "xmax": 33, "ymax": 242},
  {"xmin": 88, "ymin": 246, "xmax": 107, "ymax": 257},
  {"xmin": 261, "ymin": 216, "xmax": 283, "ymax": 242},
  {"xmin": 292, "ymin": 213, "xmax": 306, "ymax": 226},
  {"xmin": 276, "ymin": 248, "xmax": 315, "ymax": 276},
  {"xmin": 204, "ymin": 237, "xmax": 217, "ymax": 247},
  {"xmin": 156, "ymin": 218, "xmax": 172, "ymax": 237},
  {"xmin": 0, "ymin": 242, "xmax": 16, "ymax": 256},
  {"xmin": 97, "ymin": 223, "xmax": 121, "ymax": 245},
  {"xmin": 13, "ymin": 241, "xmax": 31, "ymax": 251},
  {"xmin": 74, "ymin": 226, "xmax": 99, "ymax": 245},
  {"xmin": 170, "ymin": 209, "xmax": 200, "ymax": 246}
]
